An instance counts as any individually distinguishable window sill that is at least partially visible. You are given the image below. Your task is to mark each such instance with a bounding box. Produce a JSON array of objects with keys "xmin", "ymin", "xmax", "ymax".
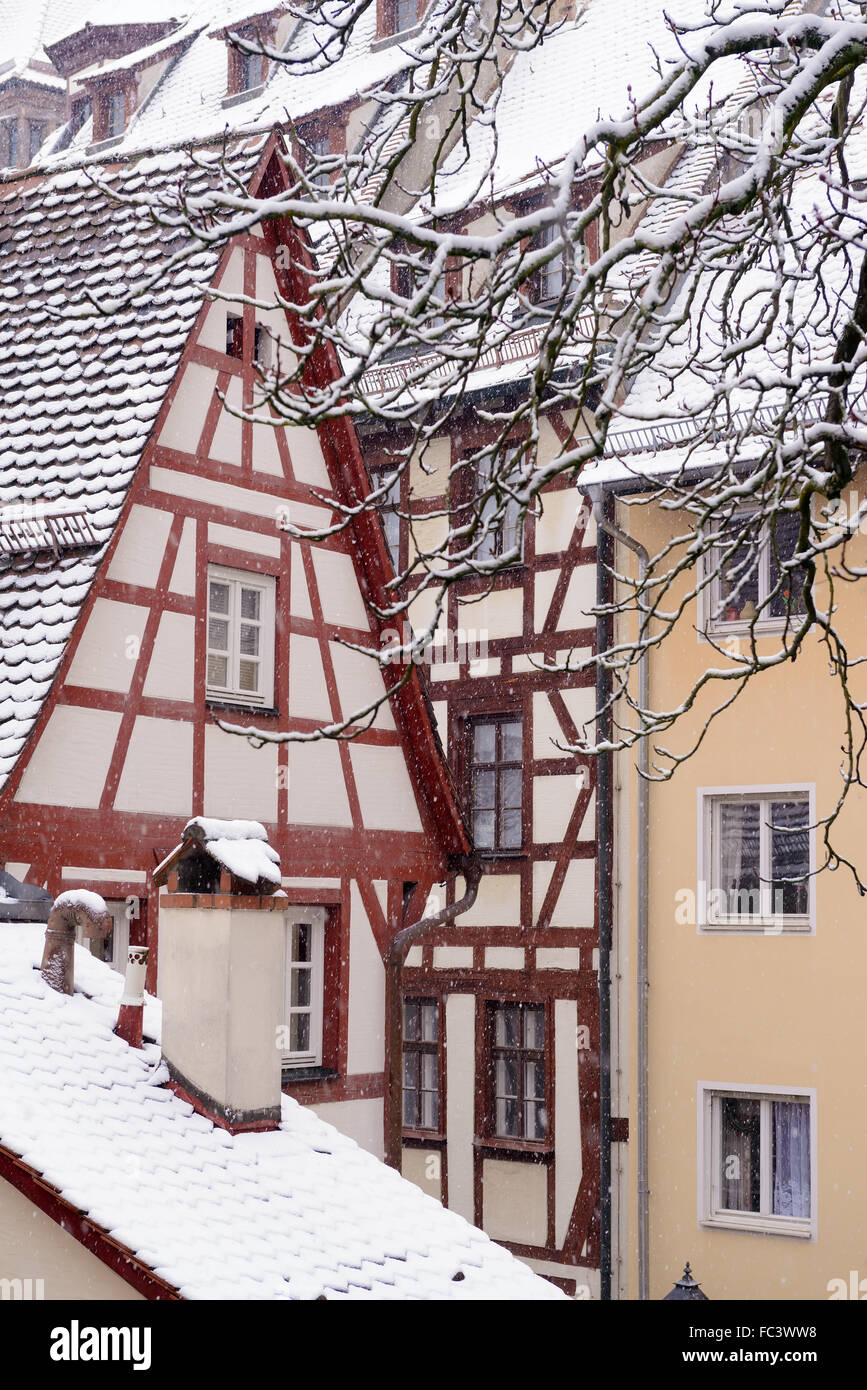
[
  {"xmin": 371, "ymin": 22, "xmax": 423, "ymax": 52},
  {"xmin": 87, "ymin": 134, "xmax": 124, "ymax": 154},
  {"xmin": 206, "ymin": 699, "xmax": 279, "ymax": 719},
  {"xmin": 281, "ymin": 1065, "xmax": 338, "ymax": 1086},
  {"xmin": 402, "ymin": 1130, "xmax": 446, "ymax": 1148},
  {"xmin": 700, "ymin": 918, "xmax": 812, "ymax": 935},
  {"xmin": 700, "ymin": 618, "xmax": 804, "ymax": 641},
  {"xmin": 476, "ymin": 849, "xmax": 529, "ymax": 862},
  {"xmin": 473, "ymin": 1137, "xmax": 553, "ymax": 1161},
  {"xmin": 222, "ymin": 84, "xmax": 265, "ymax": 109},
  {"xmin": 701, "ymin": 1214, "xmax": 813, "ymax": 1240}
]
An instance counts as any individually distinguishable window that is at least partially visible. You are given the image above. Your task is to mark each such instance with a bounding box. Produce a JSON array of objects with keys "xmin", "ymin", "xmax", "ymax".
[
  {"xmin": 304, "ymin": 132, "xmax": 332, "ymax": 188},
  {"xmin": 701, "ymin": 788, "xmax": 812, "ymax": 931},
  {"xmin": 703, "ymin": 510, "xmax": 806, "ymax": 633},
  {"xmin": 534, "ymin": 222, "xmax": 566, "ymax": 303},
  {"xmin": 28, "ymin": 122, "xmax": 45, "ymax": 163},
  {"xmin": 369, "ymin": 466, "xmax": 401, "ymax": 570},
  {"xmin": 701, "ymin": 1086, "xmax": 813, "ymax": 1237},
  {"xmin": 239, "ymin": 49, "xmax": 267, "ymax": 92},
  {"xmin": 282, "ymin": 910, "xmax": 325, "ymax": 1068},
  {"xmin": 206, "ymin": 567, "xmax": 276, "ymax": 707},
  {"xmin": 402, "ymin": 997, "xmax": 440, "ymax": 1132},
  {"xmin": 378, "ymin": 0, "xmax": 425, "ymax": 36},
  {"xmin": 471, "ymin": 448, "xmax": 523, "ymax": 562},
  {"xmin": 469, "ymin": 716, "xmax": 523, "ymax": 851},
  {"xmin": 488, "ymin": 1002, "xmax": 547, "ymax": 1143},
  {"xmin": 3, "ymin": 121, "xmax": 19, "ymax": 168},
  {"xmin": 71, "ymin": 98, "xmax": 92, "ymax": 135},
  {"xmin": 75, "ymin": 900, "xmax": 131, "ymax": 973},
  {"xmin": 106, "ymin": 91, "xmax": 126, "ymax": 139},
  {"xmin": 253, "ymin": 323, "xmax": 271, "ymax": 370},
  {"xmin": 225, "ymin": 313, "xmax": 244, "ymax": 359}
]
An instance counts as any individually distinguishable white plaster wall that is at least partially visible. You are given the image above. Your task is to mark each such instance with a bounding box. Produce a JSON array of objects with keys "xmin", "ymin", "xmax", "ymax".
[
  {"xmin": 169, "ymin": 517, "xmax": 197, "ymax": 596},
  {"xmin": 149, "ymin": 466, "xmax": 293, "ymax": 522},
  {"xmin": 445, "ymin": 994, "xmax": 476, "ymax": 1222},
  {"xmin": 107, "ymin": 504, "xmax": 173, "ymax": 589},
  {"xmin": 204, "ymin": 726, "xmax": 278, "ymax": 822},
  {"xmin": 284, "ymin": 426, "xmax": 331, "ymax": 487},
  {"xmin": 196, "ymin": 300, "xmax": 227, "ymax": 352},
  {"xmin": 532, "ymin": 691, "xmax": 571, "ymax": 760},
  {"xmin": 534, "ymin": 775, "xmax": 581, "ymax": 844},
  {"xmin": 330, "ymin": 643, "xmax": 396, "ymax": 730},
  {"xmin": 557, "ymin": 565, "xmax": 596, "ymax": 629},
  {"xmin": 252, "ymin": 416, "xmax": 283, "ymax": 475},
  {"xmin": 311, "ymin": 549, "xmax": 371, "ymax": 630},
  {"xmin": 286, "ymin": 740, "xmax": 352, "ymax": 826},
  {"xmin": 348, "ymin": 744, "xmax": 423, "ymax": 832},
  {"xmin": 142, "ymin": 612, "xmax": 195, "ymax": 703},
  {"xmin": 554, "ymin": 998, "xmax": 582, "ymax": 1246},
  {"xmin": 532, "ymin": 860, "xmax": 595, "ymax": 928},
  {"xmin": 157, "ymin": 362, "xmax": 217, "ymax": 454},
  {"xmin": 15, "ymin": 706, "xmax": 122, "ymax": 808},
  {"xmin": 290, "ymin": 544, "xmax": 312, "ymax": 618},
  {"xmin": 114, "ymin": 717, "xmax": 193, "ymax": 816},
  {"xmin": 207, "ymin": 522, "xmax": 281, "ymax": 558},
  {"xmin": 208, "ymin": 375, "xmax": 243, "ymax": 466},
  {"xmin": 401, "ymin": 1146, "xmax": 443, "ymax": 1203},
  {"xmin": 288, "ymin": 634, "xmax": 332, "ymax": 721},
  {"xmin": 347, "ymin": 881, "xmax": 385, "ymax": 1076},
  {"xmin": 460, "ymin": 587, "xmax": 523, "ymax": 641},
  {"xmin": 456, "ymin": 873, "xmax": 522, "ymax": 927},
  {"xmin": 0, "ymin": 1182, "xmax": 144, "ymax": 1300},
  {"xmin": 482, "ymin": 1159, "xmax": 547, "ymax": 1246},
  {"xmin": 536, "ymin": 488, "xmax": 583, "ymax": 554},
  {"xmin": 310, "ymin": 1098, "xmax": 383, "ymax": 1159},
  {"xmin": 65, "ymin": 599, "xmax": 149, "ymax": 694},
  {"xmin": 534, "ymin": 569, "xmax": 558, "ymax": 632}
]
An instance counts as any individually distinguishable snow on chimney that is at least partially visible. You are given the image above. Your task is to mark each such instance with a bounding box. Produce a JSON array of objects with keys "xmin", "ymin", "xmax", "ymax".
[
  {"xmin": 41, "ymin": 890, "xmax": 111, "ymax": 995},
  {"xmin": 114, "ymin": 945, "xmax": 149, "ymax": 1049},
  {"xmin": 153, "ymin": 818, "xmax": 286, "ymax": 1134}
]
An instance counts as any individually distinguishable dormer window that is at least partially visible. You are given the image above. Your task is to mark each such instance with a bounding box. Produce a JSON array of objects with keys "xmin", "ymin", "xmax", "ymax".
[
  {"xmin": 224, "ymin": 25, "xmax": 274, "ymax": 100},
  {"xmin": 377, "ymin": 0, "xmax": 426, "ymax": 37},
  {"xmin": 107, "ymin": 92, "xmax": 125, "ymax": 139},
  {"xmin": 239, "ymin": 49, "xmax": 268, "ymax": 91}
]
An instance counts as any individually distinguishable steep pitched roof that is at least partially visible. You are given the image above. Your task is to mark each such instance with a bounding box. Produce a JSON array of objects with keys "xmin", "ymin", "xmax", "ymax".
[
  {"xmin": 0, "ymin": 141, "xmax": 265, "ymax": 792},
  {"xmin": 0, "ymin": 922, "xmax": 562, "ymax": 1300}
]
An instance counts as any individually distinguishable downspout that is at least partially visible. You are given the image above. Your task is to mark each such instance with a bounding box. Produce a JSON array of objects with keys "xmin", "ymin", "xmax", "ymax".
[
  {"xmin": 594, "ymin": 497, "xmax": 614, "ymax": 1301},
  {"xmin": 589, "ymin": 487, "xmax": 650, "ymax": 1302},
  {"xmin": 385, "ymin": 859, "xmax": 482, "ymax": 1171}
]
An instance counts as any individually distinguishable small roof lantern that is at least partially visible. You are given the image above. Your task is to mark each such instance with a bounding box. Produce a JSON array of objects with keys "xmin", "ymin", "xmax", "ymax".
[{"xmin": 153, "ymin": 817, "xmax": 283, "ymax": 898}]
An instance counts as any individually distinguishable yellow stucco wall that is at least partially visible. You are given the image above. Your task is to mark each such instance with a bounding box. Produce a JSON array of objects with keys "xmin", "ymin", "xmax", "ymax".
[{"xmin": 612, "ymin": 489, "xmax": 867, "ymax": 1301}]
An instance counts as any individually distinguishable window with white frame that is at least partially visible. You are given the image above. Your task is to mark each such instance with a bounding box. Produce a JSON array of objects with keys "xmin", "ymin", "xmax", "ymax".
[
  {"xmin": 700, "ymin": 1086, "xmax": 813, "ymax": 1237},
  {"xmin": 702, "ymin": 510, "xmax": 806, "ymax": 634},
  {"xmin": 76, "ymin": 899, "xmax": 131, "ymax": 973},
  {"xmin": 700, "ymin": 789, "xmax": 812, "ymax": 931},
  {"xmin": 534, "ymin": 222, "xmax": 566, "ymax": 303},
  {"xmin": 206, "ymin": 567, "xmax": 276, "ymax": 707},
  {"xmin": 282, "ymin": 910, "xmax": 326, "ymax": 1069}
]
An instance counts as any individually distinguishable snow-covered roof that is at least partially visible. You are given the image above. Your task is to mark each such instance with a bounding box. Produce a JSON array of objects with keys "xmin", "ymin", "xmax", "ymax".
[
  {"xmin": 0, "ymin": 141, "xmax": 264, "ymax": 793},
  {"xmin": 0, "ymin": 922, "xmax": 563, "ymax": 1300}
]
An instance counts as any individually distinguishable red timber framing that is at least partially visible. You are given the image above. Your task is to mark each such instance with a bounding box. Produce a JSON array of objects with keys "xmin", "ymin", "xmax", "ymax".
[
  {"xmin": 0, "ymin": 134, "xmax": 470, "ymax": 1126},
  {"xmin": 360, "ymin": 394, "xmax": 601, "ymax": 1276}
]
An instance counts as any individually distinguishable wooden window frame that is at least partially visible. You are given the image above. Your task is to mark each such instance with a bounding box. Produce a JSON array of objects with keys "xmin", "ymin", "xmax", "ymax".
[
  {"xmin": 402, "ymin": 995, "xmax": 444, "ymax": 1138},
  {"xmin": 698, "ymin": 1083, "xmax": 815, "ymax": 1239},
  {"xmin": 91, "ymin": 80, "xmax": 134, "ymax": 144},
  {"xmin": 282, "ymin": 909, "xmax": 327, "ymax": 1070},
  {"xmin": 465, "ymin": 444, "xmax": 524, "ymax": 564},
  {"xmin": 206, "ymin": 565, "xmax": 276, "ymax": 709},
  {"xmin": 225, "ymin": 24, "xmax": 275, "ymax": 98},
  {"xmin": 466, "ymin": 714, "xmax": 524, "ymax": 854},
  {"xmin": 376, "ymin": 0, "xmax": 427, "ymax": 39},
  {"xmin": 368, "ymin": 464, "xmax": 403, "ymax": 572},
  {"xmin": 482, "ymin": 999, "xmax": 551, "ymax": 1151}
]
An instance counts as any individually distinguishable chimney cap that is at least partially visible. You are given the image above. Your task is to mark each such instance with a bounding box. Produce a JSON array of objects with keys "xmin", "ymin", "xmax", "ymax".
[{"xmin": 154, "ymin": 817, "xmax": 281, "ymax": 893}]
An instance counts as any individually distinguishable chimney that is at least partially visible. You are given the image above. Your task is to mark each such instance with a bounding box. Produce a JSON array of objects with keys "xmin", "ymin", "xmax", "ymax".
[
  {"xmin": 41, "ymin": 890, "xmax": 111, "ymax": 994},
  {"xmin": 153, "ymin": 818, "xmax": 286, "ymax": 1133},
  {"xmin": 114, "ymin": 945, "xmax": 149, "ymax": 1048}
]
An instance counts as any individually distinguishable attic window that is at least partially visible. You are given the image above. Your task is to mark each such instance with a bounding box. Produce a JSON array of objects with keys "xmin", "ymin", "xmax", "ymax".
[
  {"xmin": 226, "ymin": 314, "xmax": 244, "ymax": 359},
  {"xmin": 107, "ymin": 91, "xmax": 126, "ymax": 139},
  {"xmin": 71, "ymin": 98, "xmax": 92, "ymax": 135},
  {"xmin": 225, "ymin": 26, "xmax": 274, "ymax": 99},
  {"xmin": 240, "ymin": 49, "xmax": 268, "ymax": 91},
  {"xmin": 377, "ymin": 0, "xmax": 426, "ymax": 37}
]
